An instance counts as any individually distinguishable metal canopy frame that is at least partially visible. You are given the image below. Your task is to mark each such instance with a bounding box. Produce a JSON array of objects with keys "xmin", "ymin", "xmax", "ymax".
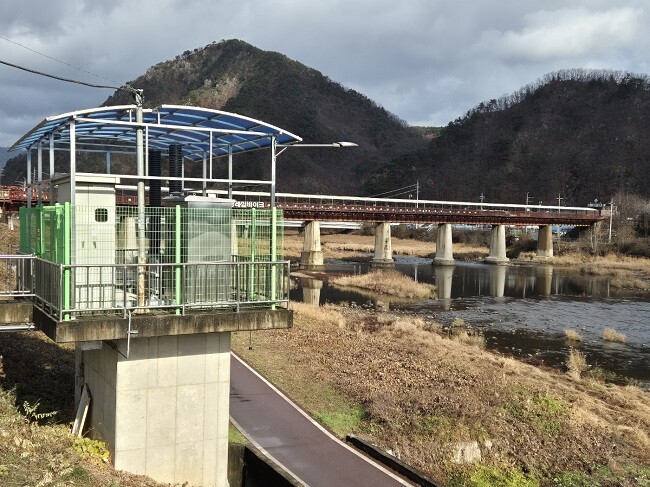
[
  {"xmin": 10, "ymin": 104, "xmax": 302, "ymax": 160},
  {"xmin": 11, "ymin": 104, "xmax": 303, "ymax": 209}
]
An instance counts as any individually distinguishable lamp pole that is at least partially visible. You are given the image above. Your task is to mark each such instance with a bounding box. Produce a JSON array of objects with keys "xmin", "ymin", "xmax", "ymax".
[
  {"xmin": 273, "ymin": 141, "xmax": 358, "ymax": 207},
  {"xmin": 135, "ymin": 89, "xmax": 146, "ymax": 307},
  {"xmin": 270, "ymin": 140, "xmax": 357, "ymax": 304}
]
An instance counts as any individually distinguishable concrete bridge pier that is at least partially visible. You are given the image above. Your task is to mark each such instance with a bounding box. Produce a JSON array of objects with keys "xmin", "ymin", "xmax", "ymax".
[
  {"xmin": 433, "ymin": 223, "xmax": 455, "ymax": 266},
  {"xmin": 371, "ymin": 222, "xmax": 395, "ymax": 268},
  {"xmin": 301, "ymin": 220, "xmax": 324, "ymax": 270},
  {"xmin": 536, "ymin": 225, "xmax": 554, "ymax": 259},
  {"xmin": 300, "ymin": 277, "xmax": 323, "ymax": 306},
  {"xmin": 485, "ymin": 224, "xmax": 509, "ymax": 265},
  {"xmin": 81, "ymin": 333, "xmax": 231, "ymax": 487}
]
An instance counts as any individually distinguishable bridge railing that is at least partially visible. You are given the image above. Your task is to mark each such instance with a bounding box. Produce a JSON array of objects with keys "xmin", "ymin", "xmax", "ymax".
[
  {"xmin": 0, "ymin": 255, "xmax": 290, "ymax": 321},
  {"xmin": 206, "ymin": 189, "xmax": 600, "ymax": 216}
]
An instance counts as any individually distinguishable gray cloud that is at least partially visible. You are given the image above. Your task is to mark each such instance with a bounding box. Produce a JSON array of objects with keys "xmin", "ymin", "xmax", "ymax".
[{"xmin": 1, "ymin": 0, "xmax": 648, "ymax": 146}]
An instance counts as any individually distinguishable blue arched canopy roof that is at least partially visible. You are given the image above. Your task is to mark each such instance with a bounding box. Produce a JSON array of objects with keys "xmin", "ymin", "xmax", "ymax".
[{"xmin": 10, "ymin": 104, "xmax": 302, "ymax": 160}]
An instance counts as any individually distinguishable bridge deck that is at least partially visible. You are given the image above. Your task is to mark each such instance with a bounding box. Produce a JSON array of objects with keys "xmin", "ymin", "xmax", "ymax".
[
  {"xmin": 0, "ymin": 185, "xmax": 604, "ymax": 226},
  {"xmin": 280, "ymin": 203, "xmax": 601, "ymax": 226}
]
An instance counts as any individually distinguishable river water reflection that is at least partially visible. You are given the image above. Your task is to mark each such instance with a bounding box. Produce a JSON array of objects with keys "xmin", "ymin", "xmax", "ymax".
[{"xmin": 291, "ymin": 257, "xmax": 650, "ymax": 387}]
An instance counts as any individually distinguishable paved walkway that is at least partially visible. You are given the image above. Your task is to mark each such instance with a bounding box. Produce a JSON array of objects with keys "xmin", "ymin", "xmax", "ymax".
[{"xmin": 230, "ymin": 353, "xmax": 413, "ymax": 487}]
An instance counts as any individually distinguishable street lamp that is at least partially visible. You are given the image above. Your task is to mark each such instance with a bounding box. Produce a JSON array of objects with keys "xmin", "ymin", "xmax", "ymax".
[
  {"xmin": 276, "ymin": 141, "xmax": 358, "ymax": 148},
  {"xmin": 271, "ymin": 141, "xmax": 358, "ymax": 207}
]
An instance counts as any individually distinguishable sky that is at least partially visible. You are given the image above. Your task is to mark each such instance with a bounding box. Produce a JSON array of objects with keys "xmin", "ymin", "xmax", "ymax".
[{"xmin": 0, "ymin": 0, "xmax": 648, "ymax": 147}]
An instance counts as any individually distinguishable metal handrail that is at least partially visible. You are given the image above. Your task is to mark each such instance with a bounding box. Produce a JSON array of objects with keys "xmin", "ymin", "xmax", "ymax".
[
  {"xmin": 206, "ymin": 189, "xmax": 600, "ymax": 214},
  {"xmin": 0, "ymin": 254, "xmax": 35, "ymax": 298},
  {"xmin": 25, "ymin": 257, "xmax": 290, "ymax": 321},
  {"xmin": 0, "ymin": 254, "xmax": 290, "ymax": 321}
]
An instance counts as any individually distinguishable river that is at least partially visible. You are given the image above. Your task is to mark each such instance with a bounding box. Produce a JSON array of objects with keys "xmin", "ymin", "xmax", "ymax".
[{"xmin": 291, "ymin": 257, "xmax": 650, "ymax": 388}]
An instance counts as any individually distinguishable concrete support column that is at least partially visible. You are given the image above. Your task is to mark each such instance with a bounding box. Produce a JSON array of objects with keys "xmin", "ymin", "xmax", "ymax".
[
  {"xmin": 433, "ymin": 223, "xmax": 455, "ymax": 266},
  {"xmin": 301, "ymin": 221, "xmax": 324, "ymax": 270},
  {"xmin": 371, "ymin": 222, "xmax": 394, "ymax": 268},
  {"xmin": 485, "ymin": 224, "xmax": 509, "ymax": 265},
  {"xmin": 536, "ymin": 225, "xmax": 554, "ymax": 259},
  {"xmin": 83, "ymin": 333, "xmax": 231, "ymax": 487},
  {"xmin": 300, "ymin": 277, "xmax": 323, "ymax": 306}
]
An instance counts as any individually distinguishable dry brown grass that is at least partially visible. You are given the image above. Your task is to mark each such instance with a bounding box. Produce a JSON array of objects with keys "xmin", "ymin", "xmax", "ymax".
[
  {"xmin": 290, "ymin": 301, "xmax": 345, "ymax": 328},
  {"xmin": 557, "ymin": 252, "xmax": 650, "ymax": 290},
  {"xmin": 330, "ymin": 270, "xmax": 436, "ymax": 299},
  {"xmin": 233, "ymin": 304, "xmax": 650, "ymax": 485},
  {"xmin": 0, "ymin": 221, "xmax": 21, "ymax": 293},
  {"xmin": 452, "ymin": 329, "xmax": 486, "ymax": 348},
  {"xmin": 564, "ymin": 329, "xmax": 583, "ymax": 342},
  {"xmin": 284, "ymin": 233, "xmax": 487, "ymax": 261},
  {"xmin": 0, "ymin": 332, "xmax": 167, "ymax": 487},
  {"xmin": 603, "ymin": 327, "xmax": 627, "ymax": 344},
  {"xmin": 566, "ymin": 348, "xmax": 588, "ymax": 380},
  {"xmin": 512, "ymin": 249, "xmax": 650, "ymax": 289}
]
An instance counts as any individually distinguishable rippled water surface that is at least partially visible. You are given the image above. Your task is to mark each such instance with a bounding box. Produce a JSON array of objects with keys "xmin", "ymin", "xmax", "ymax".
[{"xmin": 292, "ymin": 257, "xmax": 650, "ymax": 386}]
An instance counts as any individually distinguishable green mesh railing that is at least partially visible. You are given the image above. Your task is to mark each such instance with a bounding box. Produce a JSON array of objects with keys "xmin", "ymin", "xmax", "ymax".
[{"xmin": 18, "ymin": 204, "xmax": 285, "ymax": 318}]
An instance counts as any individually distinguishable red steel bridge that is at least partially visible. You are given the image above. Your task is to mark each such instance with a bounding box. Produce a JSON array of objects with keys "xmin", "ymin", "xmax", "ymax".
[
  {"xmin": 0, "ymin": 186, "xmax": 604, "ymax": 227},
  {"xmin": 234, "ymin": 191, "xmax": 604, "ymax": 227}
]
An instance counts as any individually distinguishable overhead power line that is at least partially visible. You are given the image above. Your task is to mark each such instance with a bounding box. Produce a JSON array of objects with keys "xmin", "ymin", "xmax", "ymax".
[
  {"xmin": 0, "ymin": 58, "xmax": 133, "ymax": 93},
  {"xmin": 369, "ymin": 183, "xmax": 419, "ymax": 198},
  {"xmin": 0, "ymin": 34, "xmax": 122, "ymax": 86}
]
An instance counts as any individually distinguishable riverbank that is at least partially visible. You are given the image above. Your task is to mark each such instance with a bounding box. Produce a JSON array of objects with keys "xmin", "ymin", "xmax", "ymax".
[
  {"xmin": 284, "ymin": 233, "xmax": 650, "ymax": 289},
  {"xmin": 233, "ymin": 302, "xmax": 650, "ymax": 486},
  {"xmin": 550, "ymin": 252, "xmax": 650, "ymax": 290}
]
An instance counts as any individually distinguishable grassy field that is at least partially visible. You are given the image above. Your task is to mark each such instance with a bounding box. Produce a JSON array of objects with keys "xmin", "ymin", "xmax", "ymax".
[
  {"xmin": 233, "ymin": 301, "xmax": 650, "ymax": 487},
  {"xmin": 529, "ymin": 251, "xmax": 650, "ymax": 290}
]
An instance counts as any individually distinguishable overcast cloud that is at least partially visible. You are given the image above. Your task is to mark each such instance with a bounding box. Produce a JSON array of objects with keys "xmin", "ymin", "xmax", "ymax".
[{"xmin": 0, "ymin": 0, "xmax": 648, "ymax": 146}]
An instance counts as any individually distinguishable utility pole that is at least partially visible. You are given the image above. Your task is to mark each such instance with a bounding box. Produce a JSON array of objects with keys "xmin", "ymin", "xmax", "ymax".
[
  {"xmin": 557, "ymin": 193, "xmax": 563, "ymax": 212},
  {"xmin": 479, "ymin": 192, "xmax": 485, "ymax": 210},
  {"xmin": 416, "ymin": 180, "xmax": 419, "ymax": 209}
]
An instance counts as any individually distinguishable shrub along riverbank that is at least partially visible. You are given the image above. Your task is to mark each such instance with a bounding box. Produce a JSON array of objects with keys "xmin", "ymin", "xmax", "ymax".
[{"xmin": 233, "ymin": 301, "xmax": 650, "ymax": 487}]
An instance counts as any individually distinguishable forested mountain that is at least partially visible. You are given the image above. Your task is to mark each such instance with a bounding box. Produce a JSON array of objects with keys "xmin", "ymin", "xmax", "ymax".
[
  {"xmin": 3, "ymin": 40, "xmax": 426, "ymax": 193},
  {"xmin": 102, "ymin": 39, "xmax": 427, "ymax": 194},
  {"xmin": 3, "ymin": 43, "xmax": 650, "ymax": 207},
  {"xmin": 365, "ymin": 70, "xmax": 650, "ymax": 206}
]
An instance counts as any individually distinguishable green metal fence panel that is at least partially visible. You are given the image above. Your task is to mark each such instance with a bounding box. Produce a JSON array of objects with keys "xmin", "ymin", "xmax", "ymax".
[{"xmin": 19, "ymin": 203, "xmax": 285, "ymax": 318}]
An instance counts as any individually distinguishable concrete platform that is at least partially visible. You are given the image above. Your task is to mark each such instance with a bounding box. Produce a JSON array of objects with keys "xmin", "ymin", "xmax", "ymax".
[{"xmin": 33, "ymin": 307, "xmax": 292, "ymax": 343}]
